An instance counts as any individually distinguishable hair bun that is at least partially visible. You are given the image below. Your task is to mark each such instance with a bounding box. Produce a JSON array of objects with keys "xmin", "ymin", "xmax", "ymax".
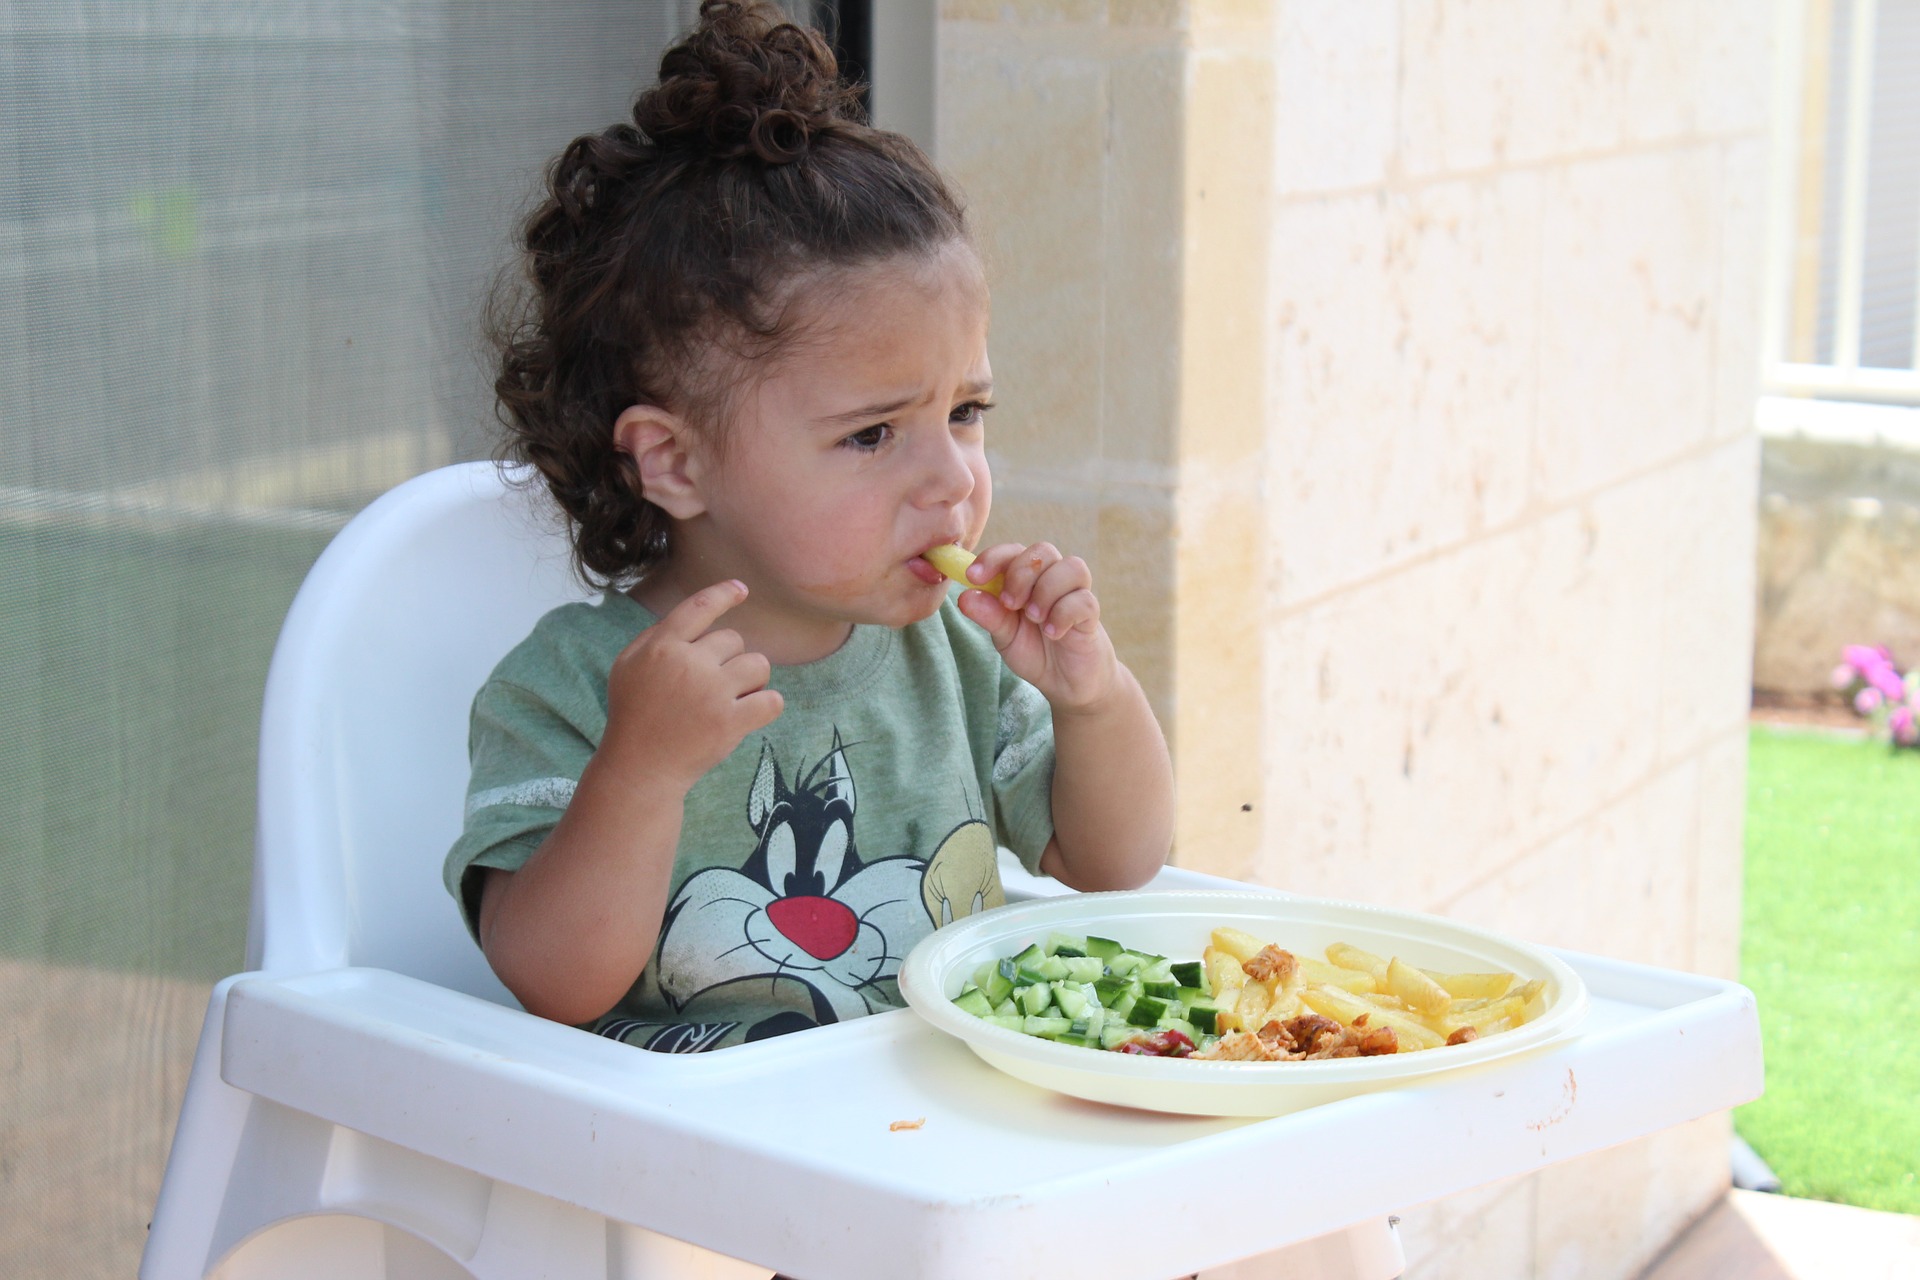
[{"xmin": 635, "ymin": 0, "xmax": 863, "ymax": 166}]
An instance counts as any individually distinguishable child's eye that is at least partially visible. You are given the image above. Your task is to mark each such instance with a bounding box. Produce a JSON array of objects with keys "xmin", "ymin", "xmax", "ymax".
[
  {"xmin": 951, "ymin": 400, "xmax": 995, "ymax": 428},
  {"xmin": 840, "ymin": 423, "xmax": 893, "ymax": 452}
]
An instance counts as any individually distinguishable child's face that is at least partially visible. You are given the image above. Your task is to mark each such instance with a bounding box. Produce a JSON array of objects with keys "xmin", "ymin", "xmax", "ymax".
[{"xmin": 689, "ymin": 243, "xmax": 995, "ymax": 633}]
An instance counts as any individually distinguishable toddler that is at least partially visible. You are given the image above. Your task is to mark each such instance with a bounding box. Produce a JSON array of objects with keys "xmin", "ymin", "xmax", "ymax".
[{"xmin": 444, "ymin": 0, "xmax": 1174, "ymax": 1053}]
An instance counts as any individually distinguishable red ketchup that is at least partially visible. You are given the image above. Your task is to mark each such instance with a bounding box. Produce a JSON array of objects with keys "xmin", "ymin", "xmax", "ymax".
[{"xmin": 1110, "ymin": 1029, "xmax": 1196, "ymax": 1058}]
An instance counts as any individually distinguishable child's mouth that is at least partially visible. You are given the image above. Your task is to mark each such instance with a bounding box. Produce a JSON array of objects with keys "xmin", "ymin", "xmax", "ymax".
[{"xmin": 905, "ymin": 554, "xmax": 944, "ymax": 586}]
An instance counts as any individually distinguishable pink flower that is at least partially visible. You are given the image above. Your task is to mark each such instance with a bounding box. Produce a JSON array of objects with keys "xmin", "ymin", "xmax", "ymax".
[
  {"xmin": 1891, "ymin": 706, "xmax": 1918, "ymax": 745},
  {"xmin": 1832, "ymin": 663, "xmax": 1858, "ymax": 689},
  {"xmin": 1868, "ymin": 665, "xmax": 1908, "ymax": 700},
  {"xmin": 1856, "ymin": 687, "xmax": 1884, "ymax": 714},
  {"xmin": 1844, "ymin": 644, "xmax": 1892, "ymax": 672}
]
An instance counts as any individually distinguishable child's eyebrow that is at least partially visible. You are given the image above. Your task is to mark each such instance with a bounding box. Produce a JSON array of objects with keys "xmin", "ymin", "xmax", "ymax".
[{"xmin": 820, "ymin": 379, "xmax": 994, "ymax": 426}]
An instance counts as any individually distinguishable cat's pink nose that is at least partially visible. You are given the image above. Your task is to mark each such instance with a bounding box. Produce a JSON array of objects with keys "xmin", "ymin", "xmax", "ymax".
[{"xmin": 766, "ymin": 895, "xmax": 859, "ymax": 960}]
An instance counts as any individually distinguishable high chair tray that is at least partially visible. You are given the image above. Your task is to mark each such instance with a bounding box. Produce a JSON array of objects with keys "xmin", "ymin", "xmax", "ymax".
[{"xmin": 216, "ymin": 871, "xmax": 1761, "ymax": 1280}]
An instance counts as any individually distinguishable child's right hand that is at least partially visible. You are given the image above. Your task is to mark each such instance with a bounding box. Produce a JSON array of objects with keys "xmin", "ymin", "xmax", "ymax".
[{"xmin": 602, "ymin": 579, "xmax": 783, "ymax": 789}]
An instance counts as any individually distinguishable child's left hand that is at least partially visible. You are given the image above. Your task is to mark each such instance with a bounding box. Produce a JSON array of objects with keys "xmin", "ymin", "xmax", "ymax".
[{"xmin": 955, "ymin": 541, "xmax": 1117, "ymax": 712}]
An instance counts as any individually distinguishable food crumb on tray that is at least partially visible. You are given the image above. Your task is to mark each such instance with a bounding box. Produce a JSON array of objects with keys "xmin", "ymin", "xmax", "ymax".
[{"xmin": 889, "ymin": 1117, "xmax": 926, "ymax": 1132}]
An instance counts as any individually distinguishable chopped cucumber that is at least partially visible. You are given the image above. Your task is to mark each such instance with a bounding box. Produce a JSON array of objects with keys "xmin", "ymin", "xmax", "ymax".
[
  {"xmin": 1062, "ymin": 956, "xmax": 1106, "ymax": 984},
  {"xmin": 1126, "ymin": 995, "xmax": 1169, "ymax": 1028},
  {"xmin": 972, "ymin": 961, "xmax": 1015, "ymax": 1004},
  {"xmin": 1053, "ymin": 982, "xmax": 1092, "ymax": 1019},
  {"xmin": 970, "ymin": 933, "xmax": 1226, "ymax": 1056}
]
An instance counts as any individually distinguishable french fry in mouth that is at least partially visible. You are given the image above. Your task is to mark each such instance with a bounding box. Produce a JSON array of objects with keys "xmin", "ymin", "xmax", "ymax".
[{"xmin": 923, "ymin": 543, "xmax": 1005, "ymax": 596}]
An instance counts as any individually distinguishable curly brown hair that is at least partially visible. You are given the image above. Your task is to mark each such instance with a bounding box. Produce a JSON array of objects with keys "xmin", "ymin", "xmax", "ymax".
[{"xmin": 490, "ymin": 0, "xmax": 970, "ymax": 588}]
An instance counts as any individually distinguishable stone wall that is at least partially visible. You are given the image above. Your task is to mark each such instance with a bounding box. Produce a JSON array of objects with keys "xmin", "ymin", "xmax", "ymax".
[
  {"xmin": 1755, "ymin": 432, "xmax": 1920, "ymax": 695},
  {"xmin": 939, "ymin": 2, "xmax": 1771, "ymax": 1276}
]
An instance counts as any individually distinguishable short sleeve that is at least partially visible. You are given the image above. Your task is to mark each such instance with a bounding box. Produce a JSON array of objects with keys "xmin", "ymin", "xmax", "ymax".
[
  {"xmin": 441, "ymin": 677, "xmax": 596, "ymax": 939},
  {"xmin": 990, "ymin": 667, "xmax": 1056, "ymax": 874}
]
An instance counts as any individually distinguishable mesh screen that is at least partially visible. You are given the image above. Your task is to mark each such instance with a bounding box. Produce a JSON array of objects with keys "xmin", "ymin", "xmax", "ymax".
[{"xmin": 0, "ymin": 2, "xmax": 692, "ymax": 1271}]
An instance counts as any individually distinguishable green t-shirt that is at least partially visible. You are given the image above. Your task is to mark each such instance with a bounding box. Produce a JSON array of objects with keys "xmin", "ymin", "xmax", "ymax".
[{"xmin": 444, "ymin": 587, "xmax": 1056, "ymax": 1052}]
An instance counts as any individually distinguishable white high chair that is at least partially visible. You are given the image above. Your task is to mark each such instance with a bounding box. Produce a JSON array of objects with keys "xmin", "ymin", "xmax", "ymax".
[{"xmin": 143, "ymin": 461, "xmax": 1762, "ymax": 1280}]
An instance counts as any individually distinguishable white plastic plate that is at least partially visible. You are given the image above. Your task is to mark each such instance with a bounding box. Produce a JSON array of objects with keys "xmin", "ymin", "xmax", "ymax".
[{"xmin": 898, "ymin": 889, "xmax": 1590, "ymax": 1117}]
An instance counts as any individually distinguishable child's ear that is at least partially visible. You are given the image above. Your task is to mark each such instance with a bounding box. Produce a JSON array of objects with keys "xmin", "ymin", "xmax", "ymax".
[{"xmin": 614, "ymin": 404, "xmax": 705, "ymax": 520}]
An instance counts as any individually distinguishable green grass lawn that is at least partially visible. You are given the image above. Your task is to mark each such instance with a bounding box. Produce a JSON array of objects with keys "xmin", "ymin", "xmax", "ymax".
[{"xmin": 1736, "ymin": 727, "xmax": 1920, "ymax": 1215}]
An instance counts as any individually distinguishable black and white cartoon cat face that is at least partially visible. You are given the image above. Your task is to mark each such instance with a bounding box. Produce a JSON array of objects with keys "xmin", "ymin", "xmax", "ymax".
[{"xmin": 657, "ymin": 733, "xmax": 929, "ymax": 1032}]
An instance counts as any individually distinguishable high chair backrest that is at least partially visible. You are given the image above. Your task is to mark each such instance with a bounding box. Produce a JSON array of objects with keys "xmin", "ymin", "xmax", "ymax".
[{"xmin": 249, "ymin": 462, "xmax": 592, "ymax": 1002}]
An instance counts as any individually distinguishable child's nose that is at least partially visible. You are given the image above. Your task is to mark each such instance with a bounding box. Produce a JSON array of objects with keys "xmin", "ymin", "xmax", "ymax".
[{"xmin": 913, "ymin": 432, "xmax": 976, "ymax": 507}]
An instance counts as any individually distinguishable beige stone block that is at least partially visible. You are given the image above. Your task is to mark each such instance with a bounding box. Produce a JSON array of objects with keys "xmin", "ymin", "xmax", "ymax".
[
  {"xmin": 1273, "ymin": 0, "xmax": 1400, "ymax": 195},
  {"xmin": 980, "ymin": 490, "xmax": 1102, "ymax": 570},
  {"xmin": 940, "ymin": 47, "xmax": 1105, "ymax": 472},
  {"xmin": 1694, "ymin": 0, "xmax": 1776, "ymax": 138},
  {"xmin": 1172, "ymin": 467, "xmax": 1265, "ymax": 880},
  {"xmin": 1261, "ymin": 476, "xmax": 1669, "ymax": 907},
  {"xmin": 1534, "ymin": 149, "xmax": 1720, "ymax": 504},
  {"xmin": 1180, "ymin": 49, "xmax": 1273, "ymax": 474},
  {"xmin": 1715, "ymin": 138, "xmax": 1768, "ymax": 445},
  {"xmin": 1691, "ymin": 729, "xmax": 1748, "ymax": 979},
  {"xmin": 1652, "ymin": 438, "xmax": 1759, "ymax": 764},
  {"xmin": 1103, "ymin": 48, "xmax": 1185, "ymax": 470},
  {"xmin": 1097, "ymin": 497, "xmax": 1177, "ymax": 725},
  {"xmin": 940, "ymin": 0, "xmax": 1106, "ymax": 23},
  {"xmin": 1440, "ymin": 759, "xmax": 1699, "ymax": 968},
  {"xmin": 1533, "ymin": 1115, "xmax": 1732, "ymax": 1280},
  {"xmin": 1111, "ymin": 0, "xmax": 1188, "ymax": 28},
  {"xmin": 1268, "ymin": 174, "xmax": 1539, "ymax": 604},
  {"xmin": 1398, "ymin": 1174, "xmax": 1536, "ymax": 1280},
  {"xmin": 1399, "ymin": 0, "xmax": 1707, "ymax": 177}
]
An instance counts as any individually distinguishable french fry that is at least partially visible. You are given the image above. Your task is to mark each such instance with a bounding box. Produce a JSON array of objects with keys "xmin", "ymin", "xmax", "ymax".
[
  {"xmin": 1420, "ymin": 968, "xmax": 1514, "ymax": 1000},
  {"xmin": 1386, "ymin": 957, "xmax": 1453, "ymax": 1017},
  {"xmin": 1234, "ymin": 980, "xmax": 1273, "ymax": 1027},
  {"xmin": 1298, "ymin": 955, "xmax": 1378, "ymax": 993},
  {"xmin": 1203, "ymin": 945, "xmax": 1247, "ymax": 1001},
  {"xmin": 1437, "ymin": 994, "xmax": 1526, "ymax": 1036},
  {"xmin": 1325, "ymin": 943, "xmax": 1389, "ymax": 984},
  {"xmin": 1513, "ymin": 978, "xmax": 1546, "ymax": 1008},
  {"xmin": 1301, "ymin": 984, "xmax": 1446, "ymax": 1051},
  {"xmin": 1211, "ymin": 927, "xmax": 1270, "ymax": 965},
  {"xmin": 921, "ymin": 544, "xmax": 1005, "ymax": 595}
]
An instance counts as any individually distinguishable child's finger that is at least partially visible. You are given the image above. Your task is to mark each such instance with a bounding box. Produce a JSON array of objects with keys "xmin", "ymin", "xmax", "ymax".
[
  {"xmin": 693, "ymin": 627, "xmax": 746, "ymax": 662},
  {"xmin": 655, "ymin": 578, "xmax": 749, "ymax": 643},
  {"xmin": 955, "ymin": 583, "xmax": 1023, "ymax": 651},
  {"xmin": 1038, "ymin": 586, "xmax": 1100, "ymax": 638},
  {"xmin": 997, "ymin": 542, "xmax": 1062, "ymax": 611},
  {"xmin": 734, "ymin": 687, "xmax": 785, "ymax": 733},
  {"xmin": 721, "ymin": 649, "xmax": 773, "ymax": 695},
  {"xmin": 1020, "ymin": 554, "xmax": 1093, "ymax": 626},
  {"xmin": 965, "ymin": 542, "xmax": 1025, "ymax": 585}
]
